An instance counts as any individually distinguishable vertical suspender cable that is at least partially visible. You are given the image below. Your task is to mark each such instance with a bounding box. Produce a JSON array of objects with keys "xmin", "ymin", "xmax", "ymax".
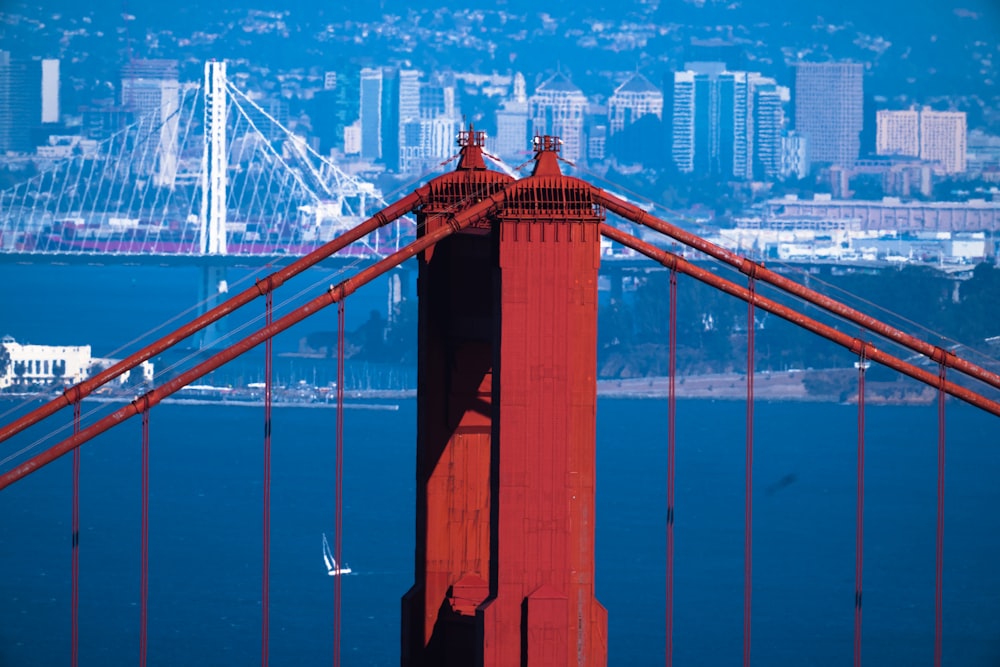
[
  {"xmin": 71, "ymin": 401, "xmax": 81, "ymax": 667},
  {"xmin": 334, "ymin": 299, "xmax": 346, "ymax": 667},
  {"xmin": 262, "ymin": 291, "xmax": 273, "ymax": 667},
  {"xmin": 666, "ymin": 270, "xmax": 677, "ymax": 667},
  {"xmin": 743, "ymin": 275, "xmax": 755, "ymax": 667},
  {"xmin": 934, "ymin": 364, "xmax": 946, "ymax": 667},
  {"xmin": 140, "ymin": 408, "xmax": 150, "ymax": 667},
  {"xmin": 854, "ymin": 347, "xmax": 867, "ymax": 667}
]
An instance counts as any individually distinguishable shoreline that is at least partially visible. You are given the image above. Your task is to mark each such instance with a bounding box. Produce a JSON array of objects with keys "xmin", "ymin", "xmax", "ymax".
[{"xmin": 0, "ymin": 368, "xmax": 948, "ymax": 407}]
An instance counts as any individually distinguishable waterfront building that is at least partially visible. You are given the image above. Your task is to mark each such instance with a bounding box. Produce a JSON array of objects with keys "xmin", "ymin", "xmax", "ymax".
[
  {"xmin": 0, "ymin": 336, "xmax": 154, "ymax": 390},
  {"xmin": 762, "ymin": 195, "xmax": 1000, "ymax": 233},
  {"xmin": 794, "ymin": 62, "xmax": 864, "ymax": 169},
  {"xmin": 529, "ymin": 72, "xmax": 588, "ymax": 162}
]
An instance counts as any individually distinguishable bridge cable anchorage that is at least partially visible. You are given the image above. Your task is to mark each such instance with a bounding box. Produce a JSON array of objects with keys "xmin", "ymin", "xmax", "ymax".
[
  {"xmin": 590, "ymin": 188, "xmax": 1000, "ymax": 395},
  {"xmin": 71, "ymin": 401, "xmax": 81, "ymax": 667},
  {"xmin": 934, "ymin": 364, "xmax": 947, "ymax": 667},
  {"xmin": 595, "ymin": 223, "xmax": 1000, "ymax": 419},
  {"xmin": 744, "ymin": 275, "xmax": 755, "ymax": 667},
  {"xmin": 139, "ymin": 408, "xmax": 150, "ymax": 667},
  {"xmin": 666, "ymin": 269, "xmax": 678, "ymax": 667},
  {"xmin": 855, "ymin": 343, "xmax": 867, "ymax": 667},
  {"xmin": 262, "ymin": 291, "xmax": 273, "ymax": 667},
  {"xmin": 333, "ymin": 299, "xmax": 346, "ymax": 667}
]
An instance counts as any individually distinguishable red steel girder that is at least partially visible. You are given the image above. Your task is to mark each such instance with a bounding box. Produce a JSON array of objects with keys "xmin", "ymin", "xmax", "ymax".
[
  {"xmin": 0, "ymin": 189, "xmax": 507, "ymax": 492},
  {"xmin": 592, "ymin": 189, "xmax": 1000, "ymax": 395},
  {"xmin": 0, "ymin": 186, "xmax": 430, "ymax": 447},
  {"xmin": 599, "ymin": 223, "xmax": 1000, "ymax": 419}
]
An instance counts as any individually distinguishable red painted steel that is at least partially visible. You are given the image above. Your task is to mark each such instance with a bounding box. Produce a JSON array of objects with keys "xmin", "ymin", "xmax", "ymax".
[
  {"xmin": 477, "ymin": 146, "xmax": 608, "ymax": 667},
  {"xmin": 262, "ymin": 292, "xmax": 273, "ymax": 667},
  {"xmin": 598, "ymin": 224, "xmax": 1000, "ymax": 418},
  {"xmin": 71, "ymin": 402, "xmax": 81, "ymax": 667},
  {"xmin": 0, "ymin": 192, "xmax": 504, "ymax": 492},
  {"xmin": 402, "ymin": 129, "xmax": 513, "ymax": 666},
  {"xmin": 666, "ymin": 270, "xmax": 677, "ymax": 667},
  {"xmin": 934, "ymin": 365, "xmax": 946, "ymax": 667},
  {"xmin": 592, "ymin": 190, "xmax": 1000, "ymax": 395},
  {"xmin": 139, "ymin": 409, "xmax": 149, "ymax": 667},
  {"xmin": 855, "ymin": 350, "xmax": 866, "ymax": 667},
  {"xmin": 334, "ymin": 299, "xmax": 345, "ymax": 667},
  {"xmin": 744, "ymin": 280, "xmax": 755, "ymax": 667},
  {"xmin": 0, "ymin": 188, "xmax": 429, "ymax": 447}
]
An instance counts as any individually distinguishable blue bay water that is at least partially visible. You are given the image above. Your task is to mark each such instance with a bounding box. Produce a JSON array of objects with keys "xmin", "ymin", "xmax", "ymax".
[{"xmin": 1, "ymin": 263, "xmax": 1000, "ymax": 665}]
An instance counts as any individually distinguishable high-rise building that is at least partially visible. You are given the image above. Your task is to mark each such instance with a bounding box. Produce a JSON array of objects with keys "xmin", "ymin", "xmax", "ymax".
[
  {"xmin": 920, "ymin": 110, "xmax": 966, "ymax": 174},
  {"xmin": 495, "ymin": 72, "xmax": 530, "ymax": 160},
  {"xmin": 747, "ymin": 75, "xmax": 787, "ymax": 180},
  {"xmin": 780, "ymin": 131, "xmax": 809, "ymax": 179},
  {"xmin": 876, "ymin": 108, "xmax": 967, "ymax": 174},
  {"xmin": 794, "ymin": 62, "xmax": 864, "ymax": 169},
  {"xmin": 397, "ymin": 72, "xmax": 461, "ymax": 173},
  {"xmin": 397, "ymin": 69, "xmax": 424, "ymax": 173},
  {"xmin": 607, "ymin": 73, "xmax": 663, "ymax": 136},
  {"xmin": 0, "ymin": 52, "xmax": 60, "ymax": 153},
  {"xmin": 120, "ymin": 59, "xmax": 180, "ymax": 187},
  {"xmin": 529, "ymin": 72, "xmax": 588, "ymax": 162},
  {"xmin": 876, "ymin": 109, "xmax": 920, "ymax": 157},
  {"xmin": 359, "ymin": 67, "xmax": 384, "ymax": 161},
  {"xmin": 670, "ymin": 63, "xmax": 748, "ymax": 178}
]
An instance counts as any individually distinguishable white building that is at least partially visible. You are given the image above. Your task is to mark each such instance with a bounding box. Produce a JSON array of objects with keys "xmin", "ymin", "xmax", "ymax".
[
  {"xmin": 876, "ymin": 108, "xmax": 967, "ymax": 174},
  {"xmin": 1, "ymin": 336, "xmax": 154, "ymax": 390},
  {"xmin": 876, "ymin": 109, "xmax": 920, "ymax": 157},
  {"xmin": 529, "ymin": 72, "xmax": 588, "ymax": 162},
  {"xmin": 921, "ymin": 110, "xmax": 967, "ymax": 174},
  {"xmin": 607, "ymin": 73, "xmax": 663, "ymax": 136}
]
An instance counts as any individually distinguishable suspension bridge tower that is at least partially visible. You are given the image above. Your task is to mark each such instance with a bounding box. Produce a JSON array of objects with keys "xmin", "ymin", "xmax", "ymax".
[
  {"xmin": 198, "ymin": 60, "xmax": 229, "ymax": 347},
  {"xmin": 402, "ymin": 131, "xmax": 607, "ymax": 666}
]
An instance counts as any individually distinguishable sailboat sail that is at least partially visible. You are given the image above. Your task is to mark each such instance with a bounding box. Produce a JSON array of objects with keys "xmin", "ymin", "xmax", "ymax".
[{"xmin": 322, "ymin": 532, "xmax": 352, "ymax": 576}]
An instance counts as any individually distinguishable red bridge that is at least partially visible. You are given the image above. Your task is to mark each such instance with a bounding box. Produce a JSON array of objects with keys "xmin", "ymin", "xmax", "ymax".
[{"xmin": 1, "ymin": 129, "xmax": 999, "ymax": 666}]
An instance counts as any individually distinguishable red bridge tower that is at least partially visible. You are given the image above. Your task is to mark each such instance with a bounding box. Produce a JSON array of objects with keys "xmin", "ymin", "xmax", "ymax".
[{"xmin": 402, "ymin": 130, "xmax": 608, "ymax": 665}]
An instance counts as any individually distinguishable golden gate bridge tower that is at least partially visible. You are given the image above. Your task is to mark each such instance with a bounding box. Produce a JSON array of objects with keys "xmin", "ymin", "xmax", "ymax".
[
  {"xmin": 402, "ymin": 129, "xmax": 607, "ymax": 665},
  {"xmin": 1, "ymin": 124, "xmax": 1000, "ymax": 666}
]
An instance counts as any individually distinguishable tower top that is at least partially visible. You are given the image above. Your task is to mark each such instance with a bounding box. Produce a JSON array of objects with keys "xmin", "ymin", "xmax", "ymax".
[
  {"xmin": 456, "ymin": 124, "xmax": 487, "ymax": 170},
  {"xmin": 531, "ymin": 135, "xmax": 563, "ymax": 176}
]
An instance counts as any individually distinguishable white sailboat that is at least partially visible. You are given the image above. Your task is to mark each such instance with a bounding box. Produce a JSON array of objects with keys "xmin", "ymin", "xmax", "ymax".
[{"xmin": 322, "ymin": 532, "xmax": 352, "ymax": 576}]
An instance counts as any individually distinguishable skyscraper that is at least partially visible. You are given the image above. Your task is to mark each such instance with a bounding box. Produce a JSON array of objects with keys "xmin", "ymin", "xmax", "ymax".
[
  {"xmin": 529, "ymin": 72, "xmax": 588, "ymax": 162},
  {"xmin": 876, "ymin": 109, "xmax": 920, "ymax": 157},
  {"xmin": 0, "ymin": 52, "xmax": 60, "ymax": 153},
  {"xmin": 752, "ymin": 81, "xmax": 786, "ymax": 180},
  {"xmin": 495, "ymin": 72, "xmax": 530, "ymax": 160},
  {"xmin": 607, "ymin": 73, "xmax": 663, "ymax": 136},
  {"xmin": 670, "ymin": 62, "xmax": 748, "ymax": 178},
  {"xmin": 920, "ymin": 110, "xmax": 966, "ymax": 174},
  {"xmin": 359, "ymin": 67, "xmax": 383, "ymax": 161},
  {"xmin": 794, "ymin": 62, "xmax": 864, "ymax": 169},
  {"xmin": 876, "ymin": 108, "xmax": 967, "ymax": 174},
  {"xmin": 120, "ymin": 59, "xmax": 180, "ymax": 187}
]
